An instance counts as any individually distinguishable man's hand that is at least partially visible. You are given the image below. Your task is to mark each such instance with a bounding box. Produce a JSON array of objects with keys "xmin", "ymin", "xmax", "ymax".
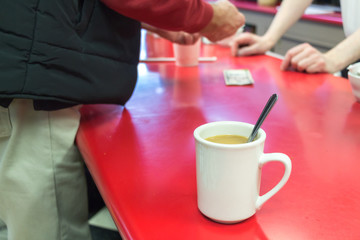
[
  {"xmin": 142, "ymin": 23, "xmax": 200, "ymax": 45},
  {"xmin": 200, "ymin": 0, "xmax": 245, "ymax": 42},
  {"xmin": 157, "ymin": 31, "xmax": 201, "ymax": 45}
]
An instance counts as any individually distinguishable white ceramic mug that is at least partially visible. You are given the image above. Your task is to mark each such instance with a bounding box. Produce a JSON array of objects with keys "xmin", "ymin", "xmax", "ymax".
[
  {"xmin": 347, "ymin": 63, "xmax": 360, "ymax": 102},
  {"xmin": 173, "ymin": 40, "xmax": 201, "ymax": 67},
  {"xmin": 194, "ymin": 121, "xmax": 292, "ymax": 224}
]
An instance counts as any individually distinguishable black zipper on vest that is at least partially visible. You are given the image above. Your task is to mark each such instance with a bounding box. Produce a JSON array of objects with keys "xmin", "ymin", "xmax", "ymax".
[{"xmin": 22, "ymin": 0, "xmax": 41, "ymax": 93}]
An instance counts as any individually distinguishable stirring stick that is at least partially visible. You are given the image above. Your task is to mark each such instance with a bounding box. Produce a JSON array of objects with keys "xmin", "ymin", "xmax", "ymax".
[{"xmin": 247, "ymin": 94, "xmax": 278, "ymax": 142}]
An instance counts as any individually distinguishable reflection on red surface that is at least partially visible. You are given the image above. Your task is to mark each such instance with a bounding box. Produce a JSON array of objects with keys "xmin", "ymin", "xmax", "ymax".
[
  {"xmin": 77, "ymin": 32, "xmax": 360, "ymax": 240},
  {"xmin": 172, "ymin": 67, "xmax": 202, "ymax": 107}
]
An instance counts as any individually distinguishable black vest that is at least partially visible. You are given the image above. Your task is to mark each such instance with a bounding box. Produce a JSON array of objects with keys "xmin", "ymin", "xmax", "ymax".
[{"xmin": 0, "ymin": 0, "xmax": 141, "ymax": 110}]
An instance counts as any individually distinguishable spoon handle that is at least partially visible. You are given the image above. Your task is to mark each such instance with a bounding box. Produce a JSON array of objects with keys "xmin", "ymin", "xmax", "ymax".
[{"xmin": 247, "ymin": 94, "xmax": 278, "ymax": 142}]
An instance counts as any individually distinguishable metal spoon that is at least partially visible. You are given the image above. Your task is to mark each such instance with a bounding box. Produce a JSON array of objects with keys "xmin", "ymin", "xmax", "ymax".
[{"xmin": 247, "ymin": 94, "xmax": 278, "ymax": 143}]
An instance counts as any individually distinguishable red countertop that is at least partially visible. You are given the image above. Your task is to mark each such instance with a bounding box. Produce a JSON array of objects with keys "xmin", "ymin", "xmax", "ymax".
[{"xmin": 77, "ymin": 33, "xmax": 360, "ymax": 240}]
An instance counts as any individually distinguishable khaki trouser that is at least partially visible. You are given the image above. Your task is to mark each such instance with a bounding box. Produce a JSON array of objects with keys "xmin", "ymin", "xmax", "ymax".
[{"xmin": 0, "ymin": 99, "xmax": 91, "ymax": 240}]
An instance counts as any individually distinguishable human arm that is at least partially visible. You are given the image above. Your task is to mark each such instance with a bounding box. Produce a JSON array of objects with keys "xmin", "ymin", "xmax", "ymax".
[
  {"xmin": 231, "ymin": 0, "xmax": 312, "ymax": 56},
  {"xmin": 199, "ymin": 0, "xmax": 245, "ymax": 42},
  {"xmin": 101, "ymin": 0, "xmax": 245, "ymax": 42},
  {"xmin": 281, "ymin": 28, "xmax": 360, "ymax": 73},
  {"xmin": 101, "ymin": 0, "xmax": 212, "ymax": 33}
]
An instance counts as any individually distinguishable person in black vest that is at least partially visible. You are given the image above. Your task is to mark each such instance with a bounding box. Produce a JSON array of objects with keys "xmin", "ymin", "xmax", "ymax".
[{"xmin": 0, "ymin": 0, "xmax": 245, "ymax": 239}]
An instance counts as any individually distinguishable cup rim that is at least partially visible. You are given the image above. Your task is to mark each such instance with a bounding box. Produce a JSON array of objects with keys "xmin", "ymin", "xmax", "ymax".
[
  {"xmin": 348, "ymin": 71, "xmax": 360, "ymax": 79},
  {"xmin": 193, "ymin": 121, "xmax": 266, "ymax": 149},
  {"xmin": 348, "ymin": 62, "xmax": 360, "ymax": 77}
]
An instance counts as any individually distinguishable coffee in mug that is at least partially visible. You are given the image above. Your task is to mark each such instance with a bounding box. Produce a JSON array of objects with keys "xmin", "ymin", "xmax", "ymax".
[{"xmin": 205, "ymin": 134, "xmax": 248, "ymax": 144}]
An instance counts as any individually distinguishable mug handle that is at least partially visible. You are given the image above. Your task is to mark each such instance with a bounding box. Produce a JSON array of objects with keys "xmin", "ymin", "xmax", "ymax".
[{"xmin": 256, "ymin": 153, "xmax": 292, "ymax": 210}]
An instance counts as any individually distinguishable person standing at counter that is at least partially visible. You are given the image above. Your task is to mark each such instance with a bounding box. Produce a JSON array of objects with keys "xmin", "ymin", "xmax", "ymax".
[
  {"xmin": 231, "ymin": 0, "xmax": 360, "ymax": 74},
  {"xmin": 0, "ymin": 0, "xmax": 245, "ymax": 240}
]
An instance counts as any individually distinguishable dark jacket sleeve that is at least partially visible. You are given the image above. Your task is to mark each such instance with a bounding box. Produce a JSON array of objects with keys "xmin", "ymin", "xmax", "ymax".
[{"xmin": 100, "ymin": 0, "xmax": 213, "ymax": 33}]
